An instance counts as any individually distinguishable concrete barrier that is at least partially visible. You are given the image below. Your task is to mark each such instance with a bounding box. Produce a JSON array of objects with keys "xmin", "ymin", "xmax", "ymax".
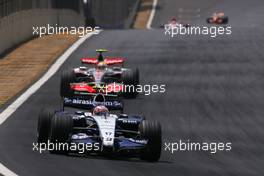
[
  {"xmin": 0, "ymin": 0, "xmax": 138, "ymax": 55},
  {"xmin": 0, "ymin": 9, "xmax": 84, "ymax": 55}
]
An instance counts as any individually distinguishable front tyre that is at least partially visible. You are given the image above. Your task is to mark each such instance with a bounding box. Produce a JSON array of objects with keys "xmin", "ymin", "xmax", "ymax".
[
  {"xmin": 139, "ymin": 120, "xmax": 162, "ymax": 162},
  {"xmin": 37, "ymin": 108, "xmax": 54, "ymax": 144},
  {"xmin": 60, "ymin": 69, "xmax": 76, "ymax": 97},
  {"xmin": 206, "ymin": 18, "xmax": 212, "ymax": 23}
]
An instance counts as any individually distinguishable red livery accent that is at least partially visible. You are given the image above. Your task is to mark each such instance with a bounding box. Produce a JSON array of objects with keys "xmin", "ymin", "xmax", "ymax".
[
  {"xmin": 104, "ymin": 58, "xmax": 124, "ymax": 65},
  {"xmin": 70, "ymin": 84, "xmax": 96, "ymax": 93},
  {"xmin": 81, "ymin": 58, "xmax": 98, "ymax": 64},
  {"xmin": 70, "ymin": 83, "xmax": 124, "ymax": 94},
  {"xmin": 80, "ymin": 57, "xmax": 124, "ymax": 65}
]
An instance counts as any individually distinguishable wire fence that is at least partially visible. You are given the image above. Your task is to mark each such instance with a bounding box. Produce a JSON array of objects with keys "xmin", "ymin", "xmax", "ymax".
[{"xmin": 0, "ymin": 0, "xmax": 81, "ymax": 18}]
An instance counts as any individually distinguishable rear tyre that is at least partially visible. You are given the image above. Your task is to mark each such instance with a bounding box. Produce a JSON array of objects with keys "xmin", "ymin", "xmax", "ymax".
[
  {"xmin": 85, "ymin": 18, "xmax": 96, "ymax": 28},
  {"xmin": 122, "ymin": 68, "xmax": 140, "ymax": 98},
  {"xmin": 222, "ymin": 16, "xmax": 229, "ymax": 24},
  {"xmin": 139, "ymin": 120, "xmax": 162, "ymax": 162},
  {"xmin": 49, "ymin": 114, "xmax": 73, "ymax": 154},
  {"xmin": 60, "ymin": 69, "xmax": 76, "ymax": 97},
  {"xmin": 37, "ymin": 108, "xmax": 53, "ymax": 144}
]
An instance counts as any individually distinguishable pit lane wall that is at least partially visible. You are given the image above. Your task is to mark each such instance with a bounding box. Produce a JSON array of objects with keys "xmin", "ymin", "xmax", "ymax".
[
  {"xmin": 0, "ymin": 9, "xmax": 84, "ymax": 55},
  {"xmin": 0, "ymin": 0, "xmax": 139, "ymax": 55}
]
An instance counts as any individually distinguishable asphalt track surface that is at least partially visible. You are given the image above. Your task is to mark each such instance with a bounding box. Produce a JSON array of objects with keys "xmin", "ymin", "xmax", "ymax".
[{"xmin": 1, "ymin": 0, "xmax": 264, "ymax": 175}]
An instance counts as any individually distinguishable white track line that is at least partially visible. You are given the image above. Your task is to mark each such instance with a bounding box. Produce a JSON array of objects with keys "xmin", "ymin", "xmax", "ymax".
[
  {"xmin": 0, "ymin": 31, "xmax": 99, "ymax": 176},
  {"xmin": 146, "ymin": 0, "xmax": 158, "ymax": 29},
  {"xmin": 0, "ymin": 163, "xmax": 17, "ymax": 176}
]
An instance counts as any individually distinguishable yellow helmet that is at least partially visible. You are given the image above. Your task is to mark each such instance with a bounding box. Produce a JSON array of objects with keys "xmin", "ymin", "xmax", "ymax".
[{"xmin": 97, "ymin": 61, "xmax": 106, "ymax": 70}]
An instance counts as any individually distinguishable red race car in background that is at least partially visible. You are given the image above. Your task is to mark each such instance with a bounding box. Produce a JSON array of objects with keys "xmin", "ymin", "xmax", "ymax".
[
  {"xmin": 207, "ymin": 12, "xmax": 229, "ymax": 24},
  {"xmin": 60, "ymin": 49, "xmax": 139, "ymax": 99}
]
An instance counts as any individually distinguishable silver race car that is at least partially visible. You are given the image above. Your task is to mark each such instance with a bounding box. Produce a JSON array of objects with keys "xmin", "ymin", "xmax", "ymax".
[{"xmin": 61, "ymin": 49, "xmax": 139, "ymax": 98}]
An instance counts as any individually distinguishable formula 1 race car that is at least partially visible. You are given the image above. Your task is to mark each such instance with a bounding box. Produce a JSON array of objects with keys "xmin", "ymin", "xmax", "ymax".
[
  {"xmin": 37, "ymin": 94, "xmax": 162, "ymax": 162},
  {"xmin": 206, "ymin": 12, "xmax": 228, "ymax": 24},
  {"xmin": 160, "ymin": 17, "xmax": 190, "ymax": 28},
  {"xmin": 60, "ymin": 49, "xmax": 139, "ymax": 99}
]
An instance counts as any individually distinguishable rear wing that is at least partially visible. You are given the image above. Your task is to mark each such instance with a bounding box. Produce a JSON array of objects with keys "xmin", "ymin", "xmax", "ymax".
[
  {"xmin": 62, "ymin": 94, "xmax": 123, "ymax": 111},
  {"xmin": 80, "ymin": 57, "xmax": 124, "ymax": 65}
]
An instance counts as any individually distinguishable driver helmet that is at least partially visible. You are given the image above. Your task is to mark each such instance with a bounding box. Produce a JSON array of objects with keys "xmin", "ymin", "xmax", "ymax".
[
  {"xmin": 217, "ymin": 12, "xmax": 224, "ymax": 17},
  {"xmin": 96, "ymin": 61, "xmax": 106, "ymax": 70},
  {"xmin": 93, "ymin": 105, "xmax": 109, "ymax": 116},
  {"xmin": 171, "ymin": 17, "xmax": 177, "ymax": 23}
]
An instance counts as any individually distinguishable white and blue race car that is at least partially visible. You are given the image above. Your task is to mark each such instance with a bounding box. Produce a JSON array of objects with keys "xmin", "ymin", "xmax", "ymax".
[{"xmin": 37, "ymin": 95, "xmax": 162, "ymax": 162}]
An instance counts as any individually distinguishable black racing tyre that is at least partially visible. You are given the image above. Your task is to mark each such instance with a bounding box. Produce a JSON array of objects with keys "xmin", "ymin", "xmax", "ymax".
[
  {"xmin": 139, "ymin": 120, "xmax": 162, "ymax": 162},
  {"xmin": 49, "ymin": 114, "xmax": 73, "ymax": 154},
  {"xmin": 134, "ymin": 68, "xmax": 140, "ymax": 86},
  {"xmin": 222, "ymin": 16, "xmax": 229, "ymax": 24},
  {"xmin": 37, "ymin": 108, "xmax": 54, "ymax": 144},
  {"xmin": 85, "ymin": 18, "xmax": 96, "ymax": 28},
  {"xmin": 206, "ymin": 18, "xmax": 212, "ymax": 23},
  {"xmin": 122, "ymin": 68, "xmax": 140, "ymax": 98},
  {"xmin": 60, "ymin": 69, "xmax": 76, "ymax": 97}
]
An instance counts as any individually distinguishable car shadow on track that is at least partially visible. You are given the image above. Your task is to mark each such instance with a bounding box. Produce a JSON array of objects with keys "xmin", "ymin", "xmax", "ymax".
[{"xmin": 54, "ymin": 153, "xmax": 174, "ymax": 164}]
